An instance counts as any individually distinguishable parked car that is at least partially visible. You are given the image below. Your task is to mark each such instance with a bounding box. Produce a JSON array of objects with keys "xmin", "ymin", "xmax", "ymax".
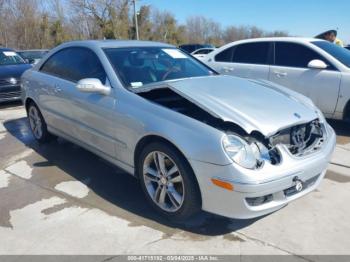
[
  {"xmin": 17, "ymin": 49, "xmax": 49, "ymax": 65},
  {"xmin": 206, "ymin": 37, "xmax": 350, "ymax": 121},
  {"xmin": 191, "ymin": 47, "xmax": 215, "ymax": 60},
  {"xmin": 0, "ymin": 48, "xmax": 32, "ymax": 103},
  {"xmin": 179, "ymin": 44, "xmax": 214, "ymax": 54},
  {"xmin": 22, "ymin": 40, "xmax": 335, "ymax": 220}
]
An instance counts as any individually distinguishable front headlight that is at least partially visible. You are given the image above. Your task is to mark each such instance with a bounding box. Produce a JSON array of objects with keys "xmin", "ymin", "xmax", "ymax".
[
  {"xmin": 222, "ymin": 135, "xmax": 261, "ymax": 169},
  {"xmin": 8, "ymin": 77, "xmax": 17, "ymax": 85}
]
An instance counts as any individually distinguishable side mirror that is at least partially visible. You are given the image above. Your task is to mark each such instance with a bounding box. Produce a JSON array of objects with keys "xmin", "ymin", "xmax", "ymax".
[
  {"xmin": 308, "ymin": 59, "xmax": 328, "ymax": 70},
  {"xmin": 76, "ymin": 78, "xmax": 111, "ymax": 95}
]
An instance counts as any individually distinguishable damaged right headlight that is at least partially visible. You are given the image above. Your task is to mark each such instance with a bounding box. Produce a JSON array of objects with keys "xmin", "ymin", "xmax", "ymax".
[
  {"xmin": 222, "ymin": 135, "xmax": 261, "ymax": 169},
  {"xmin": 223, "ymin": 134, "xmax": 281, "ymax": 169}
]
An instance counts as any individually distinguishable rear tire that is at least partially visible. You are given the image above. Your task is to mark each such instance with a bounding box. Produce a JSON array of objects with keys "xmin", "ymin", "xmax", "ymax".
[
  {"xmin": 137, "ymin": 142, "xmax": 201, "ymax": 221},
  {"xmin": 344, "ymin": 101, "xmax": 350, "ymax": 122},
  {"xmin": 27, "ymin": 102, "xmax": 55, "ymax": 143}
]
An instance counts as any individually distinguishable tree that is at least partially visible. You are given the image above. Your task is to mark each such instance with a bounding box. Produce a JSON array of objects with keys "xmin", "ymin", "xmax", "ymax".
[
  {"xmin": 185, "ymin": 16, "xmax": 222, "ymax": 45},
  {"xmin": 69, "ymin": 0, "xmax": 130, "ymax": 39},
  {"xmin": 136, "ymin": 5, "xmax": 152, "ymax": 40},
  {"xmin": 0, "ymin": 0, "xmax": 290, "ymax": 49}
]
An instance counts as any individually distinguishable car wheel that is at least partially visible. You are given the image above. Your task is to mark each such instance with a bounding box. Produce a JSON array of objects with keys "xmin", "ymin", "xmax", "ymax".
[
  {"xmin": 27, "ymin": 103, "xmax": 55, "ymax": 143},
  {"xmin": 137, "ymin": 142, "xmax": 201, "ymax": 221}
]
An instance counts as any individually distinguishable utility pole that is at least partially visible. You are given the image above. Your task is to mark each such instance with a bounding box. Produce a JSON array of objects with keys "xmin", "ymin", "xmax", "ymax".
[{"xmin": 132, "ymin": 0, "xmax": 139, "ymax": 40}]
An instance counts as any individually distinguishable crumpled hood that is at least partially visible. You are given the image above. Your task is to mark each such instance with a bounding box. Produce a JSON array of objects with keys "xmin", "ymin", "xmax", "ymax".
[{"xmin": 166, "ymin": 75, "xmax": 319, "ymax": 137}]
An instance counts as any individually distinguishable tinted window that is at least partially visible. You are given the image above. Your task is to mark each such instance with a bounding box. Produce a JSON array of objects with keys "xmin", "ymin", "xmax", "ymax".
[
  {"xmin": 179, "ymin": 45, "xmax": 198, "ymax": 53},
  {"xmin": 232, "ymin": 42, "xmax": 270, "ymax": 64},
  {"xmin": 104, "ymin": 47, "xmax": 215, "ymax": 88},
  {"xmin": 0, "ymin": 50, "xmax": 26, "ymax": 65},
  {"xmin": 215, "ymin": 47, "xmax": 234, "ymax": 62},
  {"xmin": 40, "ymin": 47, "xmax": 106, "ymax": 83},
  {"xmin": 312, "ymin": 41, "xmax": 350, "ymax": 68},
  {"xmin": 179, "ymin": 44, "xmax": 214, "ymax": 54},
  {"xmin": 18, "ymin": 51, "xmax": 48, "ymax": 59},
  {"xmin": 275, "ymin": 42, "xmax": 329, "ymax": 68}
]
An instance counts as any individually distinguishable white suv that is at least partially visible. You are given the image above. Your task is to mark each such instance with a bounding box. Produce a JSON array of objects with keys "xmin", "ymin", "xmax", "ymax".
[{"xmin": 206, "ymin": 37, "xmax": 350, "ymax": 121}]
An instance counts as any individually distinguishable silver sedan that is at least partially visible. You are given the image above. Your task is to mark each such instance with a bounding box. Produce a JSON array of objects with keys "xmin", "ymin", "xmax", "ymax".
[{"xmin": 21, "ymin": 40, "xmax": 336, "ymax": 221}]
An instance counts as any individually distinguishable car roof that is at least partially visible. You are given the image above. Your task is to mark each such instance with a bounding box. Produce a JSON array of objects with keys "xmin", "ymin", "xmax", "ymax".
[
  {"xmin": 229, "ymin": 37, "xmax": 324, "ymax": 44},
  {"xmin": 195, "ymin": 47, "xmax": 215, "ymax": 50},
  {"xmin": 56, "ymin": 40, "xmax": 174, "ymax": 49},
  {"xmin": 17, "ymin": 49, "xmax": 49, "ymax": 52}
]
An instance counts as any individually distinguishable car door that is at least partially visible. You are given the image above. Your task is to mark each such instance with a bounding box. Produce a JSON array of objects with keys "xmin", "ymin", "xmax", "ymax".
[
  {"xmin": 55, "ymin": 47, "xmax": 118, "ymax": 158},
  {"xmin": 209, "ymin": 42, "xmax": 272, "ymax": 80},
  {"xmin": 208, "ymin": 45, "xmax": 235, "ymax": 73},
  {"xmin": 269, "ymin": 42, "xmax": 341, "ymax": 115},
  {"xmin": 37, "ymin": 49, "xmax": 77, "ymax": 135}
]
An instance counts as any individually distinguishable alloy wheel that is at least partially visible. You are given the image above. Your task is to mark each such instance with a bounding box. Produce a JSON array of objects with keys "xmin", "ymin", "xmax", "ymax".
[
  {"xmin": 143, "ymin": 151, "xmax": 185, "ymax": 212},
  {"xmin": 28, "ymin": 106, "xmax": 43, "ymax": 139}
]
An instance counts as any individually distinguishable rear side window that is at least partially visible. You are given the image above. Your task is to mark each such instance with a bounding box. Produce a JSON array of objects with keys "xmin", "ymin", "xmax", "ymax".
[
  {"xmin": 274, "ymin": 42, "xmax": 329, "ymax": 68},
  {"xmin": 40, "ymin": 47, "xmax": 106, "ymax": 83},
  {"xmin": 232, "ymin": 42, "xmax": 270, "ymax": 65},
  {"xmin": 215, "ymin": 46, "xmax": 234, "ymax": 62}
]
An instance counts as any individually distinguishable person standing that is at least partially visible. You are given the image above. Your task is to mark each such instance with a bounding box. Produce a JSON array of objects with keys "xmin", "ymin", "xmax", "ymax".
[{"xmin": 318, "ymin": 30, "xmax": 344, "ymax": 47}]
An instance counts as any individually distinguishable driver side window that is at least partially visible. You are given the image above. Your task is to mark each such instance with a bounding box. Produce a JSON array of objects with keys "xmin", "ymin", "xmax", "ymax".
[{"xmin": 40, "ymin": 47, "xmax": 107, "ymax": 84}]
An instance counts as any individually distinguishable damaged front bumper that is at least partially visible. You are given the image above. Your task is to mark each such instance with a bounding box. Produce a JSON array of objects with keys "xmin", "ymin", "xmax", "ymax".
[{"xmin": 189, "ymin": 123, "xmax": 336, "ymax": 219}]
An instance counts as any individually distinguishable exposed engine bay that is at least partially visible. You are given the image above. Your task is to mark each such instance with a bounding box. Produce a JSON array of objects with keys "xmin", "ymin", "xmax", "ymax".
[{"xmin": 136, "ymin": 87, "xmax": 325, "ymax": 167}]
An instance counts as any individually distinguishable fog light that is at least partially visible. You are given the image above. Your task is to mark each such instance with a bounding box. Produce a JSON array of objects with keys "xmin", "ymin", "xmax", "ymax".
[{"xmin": 246, "ymin": 194, "xmax": 273, "ymax": 206}]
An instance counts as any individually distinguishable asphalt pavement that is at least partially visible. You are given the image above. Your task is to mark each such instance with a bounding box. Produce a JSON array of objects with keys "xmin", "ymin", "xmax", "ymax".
[{"xmin": 0, "ymin": 102, "xmax": 349, "ymax": 258}]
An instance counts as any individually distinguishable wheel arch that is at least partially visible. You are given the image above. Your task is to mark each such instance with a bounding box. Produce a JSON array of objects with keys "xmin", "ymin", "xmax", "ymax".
[
  {"xmin": 133, "ymin": 134, "xmax": 203, "ymax": 204},
  {"xmin": 24, "ymin": 97, "xmax": 37, "ymax": 112}
]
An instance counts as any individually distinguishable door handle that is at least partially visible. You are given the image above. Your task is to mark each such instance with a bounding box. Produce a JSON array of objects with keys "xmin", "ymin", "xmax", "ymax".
[
  {"xmin": 223, "ymin": 67, "xmax": 234, "ymax": 72},
  {"xmin": 274, "ymin": 71, "xmax": 287, "ymax": 77}
]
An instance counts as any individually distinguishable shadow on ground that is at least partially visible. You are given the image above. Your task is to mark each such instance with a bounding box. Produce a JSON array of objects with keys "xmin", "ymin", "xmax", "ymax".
[
  {"xmin": 4, "ymin": 117, "xmax": 260, "ymax": 236},
  {"xmin": 0, "ymin": 101, "xmax": 22, "ymax": 110}
]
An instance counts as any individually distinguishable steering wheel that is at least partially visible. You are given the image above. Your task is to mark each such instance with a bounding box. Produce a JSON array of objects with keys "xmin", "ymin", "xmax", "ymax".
[{"xmin": 162, "ymin": 65, "xmax": 181, "ymax": 81}]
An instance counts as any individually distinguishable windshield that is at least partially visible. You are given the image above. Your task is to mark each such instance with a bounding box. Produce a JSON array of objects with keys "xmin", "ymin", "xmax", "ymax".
[
  {"xmin": 312, "ymin": 41, "xmax": 350, "ymax": 68},
  {"xmin": 18, "ymin": 51, "xmax": 47, "ymax": 60},
  {"xmin": 104, "ymin": 47, "xmax": 215, "ymax": 88},
  {"xmin": 0, "ymin": 50, "xmax": 26, "ymax": 65}
]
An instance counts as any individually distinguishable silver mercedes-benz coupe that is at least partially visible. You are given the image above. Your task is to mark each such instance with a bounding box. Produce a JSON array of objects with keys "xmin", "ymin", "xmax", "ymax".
[{"xmin": 21, "ymin": 40, "xmax": 336, "ymax": 220}]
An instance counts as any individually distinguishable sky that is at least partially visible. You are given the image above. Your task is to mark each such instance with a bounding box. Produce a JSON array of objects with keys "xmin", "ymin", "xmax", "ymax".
[{"xmin": 139, "ymin": 0, "xmax": 350, "ymax": 44}]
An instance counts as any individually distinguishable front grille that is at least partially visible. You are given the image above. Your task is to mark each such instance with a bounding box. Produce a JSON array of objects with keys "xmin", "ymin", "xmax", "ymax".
[
  {"xmin": 0, "ymin": 91, "xmax": 21, "ymax": 100},
  {"xmin": 284, "ymin": 174, "xmax": 320, "ymax": 197},
  {"xmin": 0, "ymin": 79, "xmax": 9, "ymax": 85},
  {"xmin": 269, "ymin": 119, "xmax": 325, "ymax": 157},
  {"xmin": 246, "ymin": 194, "xmax": 273, "ymax": 206}
]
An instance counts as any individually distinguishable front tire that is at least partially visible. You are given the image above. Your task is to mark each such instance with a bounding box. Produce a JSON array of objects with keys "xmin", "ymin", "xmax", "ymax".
[
  {"xmin": 27, "ymin": 102, "xmax": 55, "ymax": 143},
  {"xmin": 137, "ymin": 142, "xmax": 201, "ymax": 221}
]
